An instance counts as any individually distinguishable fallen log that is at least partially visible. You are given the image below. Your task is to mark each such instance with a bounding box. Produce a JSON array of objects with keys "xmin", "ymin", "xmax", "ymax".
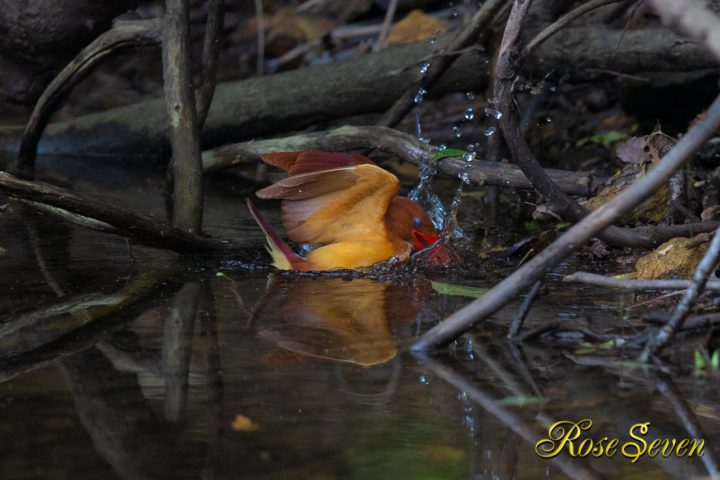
[{"xmin": 0, "ymin": 25, "xmax": 713, "ymax": 157}]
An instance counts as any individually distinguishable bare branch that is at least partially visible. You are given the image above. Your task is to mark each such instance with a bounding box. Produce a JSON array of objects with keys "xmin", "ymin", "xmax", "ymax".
[
  {"xmin": 9, "ymin": 18, "xmax": 163, "ymax": 180},
  {"xmin": 564, "ymin": 271, "xmax": 720, "ymax": 290},
  {"xmin": 522, "ymin": 0, "xmax": 625, "ymax": 58},
  {"xmin": 378, "ymin": 0, "xmax": 505, "ymax": 127},
  {"xmin": 0, "ymin": 172, "xmax": 236, "ymax": 252},
  {"xmin": 163, "ymin": 0, "xmax": 204, "ymax": 233},
  {"xmin": 413, "ymin": 91, "xmax": 720, "ymax": 351},
  {"xmin": 644, "ymin": 226, "xmax": 720, "ymax": 356},
  {"xmin": 197, "ymin": 0, "xmax": 225, "ymax": 128},
  {"xmin": 648, "ymin": 0, "xmax": 720, "ymax": 62}
]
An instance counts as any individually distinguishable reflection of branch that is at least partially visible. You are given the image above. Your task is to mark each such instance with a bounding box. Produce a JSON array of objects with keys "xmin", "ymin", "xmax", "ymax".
[
  {"xmin": 416, "ymin": 352, "xmax": 603, "ymax": 480},
  {"xmin": 10, "ymin": 18, "xmax": 163, "ymax": 179},
  {"xmin": 414, "ymin": 92, "xmax": 720, "ymax": 350},
  {"xmin": 0, "ymin": 267, "xmax": 175, "ymax": 382},
  {"xmin": 653, "ymin": 362, "xmax": 720, "ymax": 477},
  {"xmin": 0, "ymin": 172, "xmax": 238, "ymax": 252},
  {"xmin": 162, "ymin": 282, "xmax": 201, "ymax": 424}
]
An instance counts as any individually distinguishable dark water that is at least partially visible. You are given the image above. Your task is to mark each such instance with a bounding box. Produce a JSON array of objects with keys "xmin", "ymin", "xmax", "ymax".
[{"xmin": 1, "ymin": 157, "xmax": 719, "ymax": 479}]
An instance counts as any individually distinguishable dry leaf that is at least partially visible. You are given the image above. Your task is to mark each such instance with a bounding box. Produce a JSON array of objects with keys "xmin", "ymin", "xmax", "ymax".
[
  {"xmin": 387, "ymin": 10, "xmax": 448, "ymax": 46},
  {"xmin": 701, "ymin": 205, "xmax": 720, "ymax": 222},
  {"xmin": 616, "ymin": 136, "xmax": 650, "ymax": 164},
  {"xmin": 421, "ymin": 445, "xmax": 466, "ymax": 462},
  {"xmin": 635, "ymin": 237, "xmax": 708, "ymax": 279},
  {"xmin": 232, "ymin": 414, "xmax": 261, "ymax": 432}
]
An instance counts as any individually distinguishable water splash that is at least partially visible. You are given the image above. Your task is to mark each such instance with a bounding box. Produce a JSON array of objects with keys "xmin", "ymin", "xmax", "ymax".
[
  {"xmin": 452, "ymin": 124, "xmax": 462, "ymax": 138},
  {"xmin": 483, "ymin": 126, "xmax": 496, "ymax": 136},
  {"xmin": 419, "ymin": 62, "xmax": 430, "ymax": 74},
  {"xmin": 484, "ymin": 107, "xmax": 503, "ymax": 119},
  {"xmin": 464, "ymin": 107, "xmax": 475, "ymax": 121},
  {"xmin": 414, "ymin": 88, "xmax": 427, "ymax": 104}
]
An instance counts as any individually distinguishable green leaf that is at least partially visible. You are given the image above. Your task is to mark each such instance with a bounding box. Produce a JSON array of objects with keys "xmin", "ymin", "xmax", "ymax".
[
  {"xmin": 497, "ymin": 396, "xmax": 546, "ymax": 406},
  {"xmin": 432, "ymin": 148, "xmax": 466, "ymax": 161},
  {"xmin": 589, "ymin": 131, "xmax": 628, "ymax": 148},
  {"xmin": 712, "ymin": 350, "xmax": 719, "ymax": 370},
  {"xmin": 694, "ymin": 350, "xmax": 706, "ymax": 370},
  {"xmin": 523, "ymin": 220, "xmax": 541, "ymax": 233},
  {"xmin": 431, "ymin": 281, "xmax": 488, "ymax": 298}
]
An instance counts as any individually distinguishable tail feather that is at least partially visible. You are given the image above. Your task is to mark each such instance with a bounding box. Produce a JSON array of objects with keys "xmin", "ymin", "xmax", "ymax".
[{"xmin": 246, "ymin": 199, "xmax": 309, "ymax": 271}]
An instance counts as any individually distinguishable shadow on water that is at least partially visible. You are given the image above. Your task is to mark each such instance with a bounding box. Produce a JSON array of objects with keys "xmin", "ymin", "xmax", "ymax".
[{"xmin": 1, "ymin": 156, "xmax": 720, "ymax": 479}]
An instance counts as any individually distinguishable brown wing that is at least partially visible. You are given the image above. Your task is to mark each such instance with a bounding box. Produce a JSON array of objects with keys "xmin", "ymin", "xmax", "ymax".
[
  {"xmin": 256, "ymin": 164, "xmax": 399, "ymax": 244},
  {"xmin": 261, "ymin": 151, "xmax": 374, "ymax": 176}
]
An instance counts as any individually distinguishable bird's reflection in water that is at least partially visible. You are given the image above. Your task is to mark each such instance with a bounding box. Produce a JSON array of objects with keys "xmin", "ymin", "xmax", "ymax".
[{"xmin": 257, "ymin": 276, "xmax": 427, "ymax": 367}]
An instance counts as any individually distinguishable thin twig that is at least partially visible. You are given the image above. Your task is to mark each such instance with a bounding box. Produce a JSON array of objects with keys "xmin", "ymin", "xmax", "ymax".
[
  {"xmin": 522, "ymin": 0, "xmax": 625, "ymax": 59},
  {"xmin": 508, "ymin": 280, "xmax": 542, "ymax": 339},
  {"xmin": 253, "ymin": 0, "xmax": 265, "ymax": 76},
  {"xmin": 413, "ymin": 91, "xmax": 720, "ymax": 351},
  {"xmin": 197, "ymin": 0, "xmax": 225, "ymax": 128},
  {"xmin": 373, "ymin": 0, "xmax": 399, "ymax": 52},
  {"xmin": 494, "ymin": 0, "xmax": 655, "ymax": 249},
  {"xmin": 644, "ymin": 227, "xmax": 720, "ymax": 356},
  {"xmin": 564, "ymin": 271, "xmax": 720, "ymax": 291},
  {"xmin": 10, "ymin": 18, "xmax": 163, "ymax": 180},
  {"xmin": 377, "ymin": 0, "xmax": 504, "ymax": 127},
  {"xmin": 202, "ymin": 125, "xmax": 604, "ymax": 196},
  {"xmin": 163, "ymin": 0, "xmax": 204, "ymax": 233},
  {"xmin": 415, "ymin": 352, "xmax": 603, "ymax": 480}
]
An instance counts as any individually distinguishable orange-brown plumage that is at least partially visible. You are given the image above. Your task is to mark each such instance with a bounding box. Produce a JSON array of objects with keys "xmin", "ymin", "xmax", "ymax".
[{"xmin": 248, "ymin": 151, "xmax": 450, "ymax": 271}]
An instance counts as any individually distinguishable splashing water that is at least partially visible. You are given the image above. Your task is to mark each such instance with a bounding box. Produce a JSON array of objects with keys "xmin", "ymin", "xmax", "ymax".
[
  {"xmin": 484, "ymin": 107, "xmax": 503, "ymax": 119},
  {"xmin": 483, "ymin": 126, "xmax": 496, "ymax": 136},
  {"xmin": 452, "ymin": 124, "xmax": 462, "ymax": 138},
  {"xmin": 464, "ymin": 107, "xmax": 475, "ymax": 121},
  {"xmin": 441, "ymin": 150, "xmax": 475, "ymax": 240},
  {"xmin": 414, "ymin": 88, "xmax": 427, "ymax": 104},
  {"xmin": 419, "ymin": 62, "xmax": 430, "ymax": 74}
]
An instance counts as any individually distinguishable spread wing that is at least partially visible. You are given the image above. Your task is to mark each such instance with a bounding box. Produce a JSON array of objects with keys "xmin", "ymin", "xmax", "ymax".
[
  {"xmin": 256, "ymin": 163, "xmax": 400, "ymax": 245},
  {"xmin": 261, "ymin": 151, "xmax": 374, "ymax": 175}
]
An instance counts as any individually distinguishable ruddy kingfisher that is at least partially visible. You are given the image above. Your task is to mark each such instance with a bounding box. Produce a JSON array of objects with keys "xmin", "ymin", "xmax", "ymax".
[{"xmin": 247, "ymin": 151, "xmax": 452, "ymax": 271}]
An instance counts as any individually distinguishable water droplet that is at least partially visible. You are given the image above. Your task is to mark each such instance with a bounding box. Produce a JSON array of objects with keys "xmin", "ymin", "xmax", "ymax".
[
  {"xmin": 549, "ymin": 85, "xmax": 557, "ymax": 92},
  {"xmin": 419, "ymin": 62, "xmax": 430, "ymax": 74},
  {"xmin": 452, "ymin": 125, "xmax": 462, "ymax": 138},
  {"xmin": 418, "ymin": 375, "xmax": 429, "ymax": 384},
  {"xmin": 465, "ymin": 91, "xmax": 476, "ymax": 101},
  {"xmin": 438, "ymin": 144, "xmax": 447, "ymax": 150},
  {"xmin": 537, "ymin": 116, "xmax": 552, "ymax": 125},
  {"xmin": 483, "ymin": 126, "xmax": 496, "ymax": 136},
  {"xmin": 484, "ymin": 107, "xmax": 503, "ymax": 119},
  {"xmin": 466, "ymin": 144, "xmax": 475, "ymax": 152},
  {"xmin": 462, "ymin": 151, "xmax": 476, "ymax": 163},
  {"xmin": 429, "ymin": 35, "xmax": 437, "ymax": 45},
  {"xmin": 459, "ymin": 171, "xmax": 470, "ymax": 184},
  {"xmin": 450, "ymin": 8, "xmax": 458, "ymax": 17},
  {"xmin": 464, "ymin": 107, "xmax": 475, "ymax": 121},
  {"xmin": 414, "ymin": 88, "xmax": 427, "ymax": 104}
]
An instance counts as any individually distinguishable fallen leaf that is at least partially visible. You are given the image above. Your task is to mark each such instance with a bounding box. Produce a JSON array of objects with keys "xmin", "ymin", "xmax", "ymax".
[
  {"xmin": 635, "ymin": 237, "xmax": 708, "ymax": 279},
  {"xmin": 701, "ymin": 205, "xmax": 720, "ymax": 222},
  {"xmin": 421, "ymin": 445, "xmax": 466, "ymax": 462},
  {"xmin": 431, "ymin": 281, "xmax": 487, "ymax": 298},
  {"xmin": 616, "ymin": 136, "xmax": 651, "ymax": 164},
  {"xmin": 387, "ymin": 10, "xmax": 448, "ymax": 46},
  {"xmin": 232, "ymin": 414, "xmax": 261, "ymax": 432}
]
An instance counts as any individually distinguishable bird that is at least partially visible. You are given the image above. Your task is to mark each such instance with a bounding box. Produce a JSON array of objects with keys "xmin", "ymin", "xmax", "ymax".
[{"xmin": 246, "ymin": 151, "xmax": 451, "ymax": 271}]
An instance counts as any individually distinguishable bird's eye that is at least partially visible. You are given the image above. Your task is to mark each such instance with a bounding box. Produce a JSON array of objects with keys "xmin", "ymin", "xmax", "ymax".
[{"xmin": 413, "ymin": 217, "xmax": 423, "ymax": 228}]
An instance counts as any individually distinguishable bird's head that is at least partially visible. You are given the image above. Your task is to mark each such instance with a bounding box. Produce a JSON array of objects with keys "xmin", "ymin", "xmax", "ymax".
[{"xmin": 385, "ymin": 197, "xmax": 454, "ymax": 267}]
